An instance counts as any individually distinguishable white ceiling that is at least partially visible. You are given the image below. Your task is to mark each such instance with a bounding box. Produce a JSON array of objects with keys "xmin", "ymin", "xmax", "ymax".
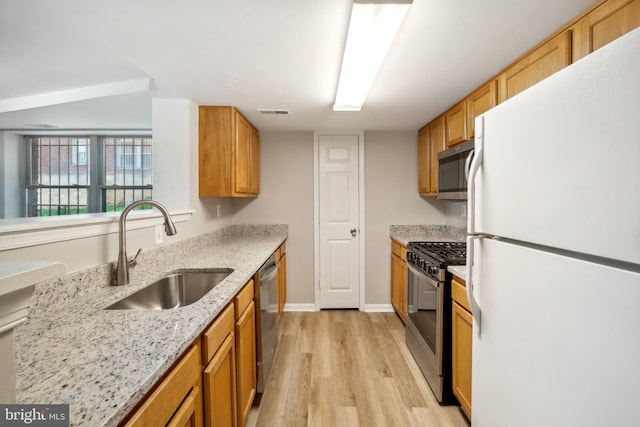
[{"xmin": 0, "ymin": 0, "xmax": 596, "ymax": 132}]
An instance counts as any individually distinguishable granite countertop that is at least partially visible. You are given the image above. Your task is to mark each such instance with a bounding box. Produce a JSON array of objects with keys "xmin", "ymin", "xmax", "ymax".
[
  {"xmin": 389, "ymin": 225, "xmax": 467, "ymax": 280},
  {"xmin": 389, "ymin": 225, "xmax": 466, "ymax": 246},
  {"xmin": 14, "ymin": 224, "xmax": 287, "ymax": 427},
  {"xmin": 448, "ymin": 265, "xmax": 467, "ymax": 281}
]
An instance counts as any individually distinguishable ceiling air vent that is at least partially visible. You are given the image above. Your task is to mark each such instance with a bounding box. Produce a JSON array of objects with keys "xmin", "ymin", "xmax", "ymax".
[{"xmin": 257, "ymin": 108, "xmax": 291, "ymax": 115}]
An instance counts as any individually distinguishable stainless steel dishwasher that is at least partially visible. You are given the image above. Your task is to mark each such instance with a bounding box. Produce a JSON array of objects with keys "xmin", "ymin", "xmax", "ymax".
[{"xmin": 255, "ymin": 253, "xmax": 278, "ymax": 395}]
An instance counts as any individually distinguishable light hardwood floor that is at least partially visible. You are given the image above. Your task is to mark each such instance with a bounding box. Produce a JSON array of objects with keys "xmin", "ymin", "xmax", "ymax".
[{"xmin": 249, "ymin": 311, "xmax": 470, "ymax": 427}]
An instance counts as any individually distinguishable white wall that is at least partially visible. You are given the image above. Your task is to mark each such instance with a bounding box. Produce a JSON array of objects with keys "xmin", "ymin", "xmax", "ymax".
[
  {"xmin": 363, "ymin": 131, "xmax": 448, "ymax": 305},
  {"xmin": 232, "ymin": 130, "xmax": 450, "ymax": 307},
  {"xmin": 231, "ymin": 132, "xmax": 315, "ymax": 306},
  {"xmin": 444, "ymin": 201, "xmax": 467, "ymax": 229},
  {"xmin": 0, "ymin": 132, "xmax": 23, "ymax": 219}
]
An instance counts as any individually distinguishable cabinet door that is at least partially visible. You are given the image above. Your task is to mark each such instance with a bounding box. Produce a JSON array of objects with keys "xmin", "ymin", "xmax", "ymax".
[
  {"xmin": 277, "ymin": 251, "xmax": 287, "ymax": 320},
  {"xmin": 452, "ymin": 301, "xmax": 473, "ymax": 418},
  {"xmin": 391, "ymin": 252, "xmax": 401, "ymax": 317},
  {"xmin": 236, "ymin": 301, "xmax": 256, "ymax": 427},
  {"xmin": 167, "ymin": 386, "xmax": 204, "ymax": 427},
  {"xmin": 249, "ymin": 127, "xmax": 260, "ymax": 194},
  {"xmin": 465, "ymin": 80, "xmax": 498, "ymax": 138},
  {"xmin": 203, "ymin": 333, "xmax": 236, "ymax": 427},
  {"xmin": 498, "ymin": 31, "xmax": 572, "ymax": 102},
  {"xmin": 418, "ymin": 126, "xmax": 430, "ymax": 195},
  {"xmin": 234, "ymin": 112, "xmax": 252, "ymax": 195},
  {"xmin": 573, "ymin": 0, "xmax": 640, "ymax": 61},
  {"xmin": 428, "ymin": 115, "xmax": 446, "ymax": 195},
  {"xmin": 445, "ymin": 101, "xmax": 467, "ymax": 147},
  {"xmin": 400, "ymin": 256, "xmax": 407, "ymax": 321},
  {"xmin": 199, "ymin": 106, "xmax": 232, "ymax": 197},
  {"xmin": 124, "ymin": 344, "xmax": 202, "ymax": 427}
]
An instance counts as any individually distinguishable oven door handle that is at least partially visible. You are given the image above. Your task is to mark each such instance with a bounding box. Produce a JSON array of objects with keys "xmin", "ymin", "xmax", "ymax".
[{"xmin": 407, "ymin": 262, "xmax": 440, "ymax": 289}]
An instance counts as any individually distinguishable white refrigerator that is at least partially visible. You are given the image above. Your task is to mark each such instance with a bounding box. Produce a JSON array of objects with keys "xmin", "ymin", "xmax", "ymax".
[{"xmin": 466, "ymin": 27, "xmax": 640, "ymax": 427}]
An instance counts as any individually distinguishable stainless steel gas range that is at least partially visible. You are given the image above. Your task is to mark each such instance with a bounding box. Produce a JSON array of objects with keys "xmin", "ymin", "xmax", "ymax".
[{"xmin": 405, "ymin": 241, "xmax": 466, "ymax": 404}]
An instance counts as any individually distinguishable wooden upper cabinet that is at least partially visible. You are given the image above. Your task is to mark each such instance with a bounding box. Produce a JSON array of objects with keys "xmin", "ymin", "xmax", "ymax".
[
  {"xmin": 445, "ymin": 101, "xmax": 467, "ymax": 147},
  {"xmin": 465, "ymin": 80, "xmax": 498, "ymax": 138},
  {"xmin": 199, "ymin": 106, "xmax": 260, "ymax": 198},
  {"xmin": 249, "ymin": 126, "xmax": 260, "ymax": 194},
  {"xmin": 572, "ymin": 0, "xmax": 640, "ymax": 61},
  {"xmin": 418, "ymin": 115, "xmax": 445, "ymax": 197},
  {"xmin": 428, "ymin": 115, "xmax": 446, "ymax": 195},
  {"xmin": 418, "ymin": 126, "xmax": 430, "ymax": 195},
  {"xmin": 498, "ymin": 30, "xmax": 572, "ymax": 102}
]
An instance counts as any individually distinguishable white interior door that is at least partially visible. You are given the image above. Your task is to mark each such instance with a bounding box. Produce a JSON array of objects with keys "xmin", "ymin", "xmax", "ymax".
[{"xmin": 317, "ymin": 134, "xmax": 360, "ymax": 309}]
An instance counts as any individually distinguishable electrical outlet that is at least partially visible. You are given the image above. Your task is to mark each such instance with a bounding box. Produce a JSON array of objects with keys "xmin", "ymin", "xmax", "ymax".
[
  {"xmin": 155, "ymin": 225, "xmax": 163, "ymax": 245},
  {"xmin": 461, "ymin": 204, "xmax": 467, "ymax": 218},
  {"xmin": 216, "ymin": 204, "xmax": 222, "ymax": 218}
]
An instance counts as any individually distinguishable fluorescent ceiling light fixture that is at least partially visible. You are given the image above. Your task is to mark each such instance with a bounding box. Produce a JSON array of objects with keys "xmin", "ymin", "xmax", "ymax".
[{"xmin": 333, "ymin": 0, "xmax": 412, "ymax": 111}]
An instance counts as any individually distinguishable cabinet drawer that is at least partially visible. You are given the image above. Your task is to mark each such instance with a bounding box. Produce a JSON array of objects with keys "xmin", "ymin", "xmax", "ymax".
[
  {"xmin": 124, "ymin": 343, "xmax": 202, "ymax": 427},
  {"xmin": 451, "ymin": 277, "xmax": 471, "ymax": 313},
  {"xmin": 202, "ymin": 303, "xmax": 235, "ymax": 363},
  {"xmin": 235, "ymin": 280, "xmax": 254, "ymax": 319}
]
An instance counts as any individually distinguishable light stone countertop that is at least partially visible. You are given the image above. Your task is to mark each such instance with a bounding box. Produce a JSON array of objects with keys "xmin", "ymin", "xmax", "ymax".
[
  {"xmin": 448, "ymin": 265, "xmax": 467, "ymax": 281},
  {"xmin": 389, "ymin": 225, "xmax": 466, "ymax": 247},
  {"xmin": 13, "ymin": 224, "xmax": 287, "ymax": 427}
]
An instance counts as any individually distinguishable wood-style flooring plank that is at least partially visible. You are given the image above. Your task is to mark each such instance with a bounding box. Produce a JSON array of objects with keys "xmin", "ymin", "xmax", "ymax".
[{"xmin": 254, "ymin": 311, "xmax": 469, "ymax": 427}]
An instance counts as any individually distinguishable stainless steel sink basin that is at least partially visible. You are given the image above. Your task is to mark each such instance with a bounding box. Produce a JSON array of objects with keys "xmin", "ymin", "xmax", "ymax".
[{"xmin": 105, "ymin": 269, "xmax": 233, "ymax": 310}]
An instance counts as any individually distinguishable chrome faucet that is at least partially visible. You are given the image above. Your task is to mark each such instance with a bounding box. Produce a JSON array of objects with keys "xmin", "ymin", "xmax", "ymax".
[{"xmin": 115, "ymin": 200, "xmax": 177, "ymax": 286}]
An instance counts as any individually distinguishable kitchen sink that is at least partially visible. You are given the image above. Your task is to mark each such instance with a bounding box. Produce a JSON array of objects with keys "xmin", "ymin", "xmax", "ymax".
[{"xmin": 105, "ymin": 268, "xmax": 233, "ymax": 310}]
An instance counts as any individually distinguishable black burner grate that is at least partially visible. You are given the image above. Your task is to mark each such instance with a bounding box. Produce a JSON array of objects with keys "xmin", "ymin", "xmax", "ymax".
[{"xmin": 408, "ymin": 241, "xmax": 466, "ymax": 265}]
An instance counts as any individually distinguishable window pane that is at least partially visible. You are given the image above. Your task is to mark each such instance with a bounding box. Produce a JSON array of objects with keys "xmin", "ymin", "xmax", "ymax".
[
  {"xmin": 26, "ymin": 137, "xmax": 90, "ymax": 217},
  {"xmin": 104, "ymin": 137, "xmax": 153, "ymax": 187},
  {"xmin": 103, "ymin": 136, "xmax": 153, "ymax": 212},
  {"xmin": 103, "ymin": 188, "xmax": 153, "ymax": 212},
  {"xmin": 26, "ymin": 187, "xmax": 89, "ymax": 217},
  {"xmin": 29, "ymin": 137, "xmax": 90, "ymax": 186}
]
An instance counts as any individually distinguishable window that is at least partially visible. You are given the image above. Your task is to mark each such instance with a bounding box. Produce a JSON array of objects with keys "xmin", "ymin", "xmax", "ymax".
[{"xmin": 25, "ymin": 135, "xmax": 153, "ymax": 217}]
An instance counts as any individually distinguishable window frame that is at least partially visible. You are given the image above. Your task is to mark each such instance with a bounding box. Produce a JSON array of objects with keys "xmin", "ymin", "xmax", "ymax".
[{"xmin": 23, "ymin": 134, "xmax": 153, "ymax": 217}]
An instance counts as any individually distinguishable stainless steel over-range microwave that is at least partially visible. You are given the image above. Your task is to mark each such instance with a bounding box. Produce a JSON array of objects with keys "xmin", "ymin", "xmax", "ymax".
[{"xmin": 437, "ymin": 139, "xmax": 474, "ymax": 200}]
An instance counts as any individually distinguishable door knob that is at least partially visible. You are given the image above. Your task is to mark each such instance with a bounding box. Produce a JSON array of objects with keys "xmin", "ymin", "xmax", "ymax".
[{"xmin": 350, "ymin": 228, "xmax": 357, "ymax": 237}]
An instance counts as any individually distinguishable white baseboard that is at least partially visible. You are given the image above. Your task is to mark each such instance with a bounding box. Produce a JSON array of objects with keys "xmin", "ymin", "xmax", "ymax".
[
  {"xmin": 362, "ymin": 304, "xmax": 394, "ymax": 312},
  {"xmin": 281, "ymin": 303, "xmax": 394, "ymax": 313},
  {"xmin": 283, "ymin": 303, "xmax": 317, "ymax": 312}
]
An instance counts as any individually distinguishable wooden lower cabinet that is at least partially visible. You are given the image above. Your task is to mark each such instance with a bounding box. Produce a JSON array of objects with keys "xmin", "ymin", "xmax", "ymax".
[
  {"xmin": 235, "ymin": 282, "xmax": 257, "ymax": 427},
  {"xmin": 168, "ymin": 386, "xmax": 203, "ymax": 427},
  {"xmin": 451, "ymin": 277, "xmax": 472, "ymax": 419},
  {"xmin": 276, "ymin": 241, "xmax": 287, "ymax": 321},
  {"xmin": 123, "ymin": 277, "xmax": 261, "ymax": 427},
  {"xmin": 123, "ymin": 343, "xmax": 204, "ymax": 427},
  {"xmin": 390, "ymin": 241, "xmax": 407, "ymax": 322},
  {"xmin": 202, "ymin": 304, "xmax": 237, "ymax": 427}
]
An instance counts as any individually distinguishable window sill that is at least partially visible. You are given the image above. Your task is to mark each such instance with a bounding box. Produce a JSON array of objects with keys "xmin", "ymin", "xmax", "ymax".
[{"xmin": 0, "ymin": 210, "xmax": 194, "ymax": 251}]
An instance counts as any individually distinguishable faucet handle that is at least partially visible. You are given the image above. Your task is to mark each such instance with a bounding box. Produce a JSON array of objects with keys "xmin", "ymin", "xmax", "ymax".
[{"xmin": 128, "ymin": 248, "xmax": 143, "ymax": 267}]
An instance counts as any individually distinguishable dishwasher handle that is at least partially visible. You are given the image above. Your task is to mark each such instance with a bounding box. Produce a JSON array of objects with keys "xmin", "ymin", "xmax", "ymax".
[{"xmin": 259, "ymin": 254, "xmax": 278, "ymax": 285}]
